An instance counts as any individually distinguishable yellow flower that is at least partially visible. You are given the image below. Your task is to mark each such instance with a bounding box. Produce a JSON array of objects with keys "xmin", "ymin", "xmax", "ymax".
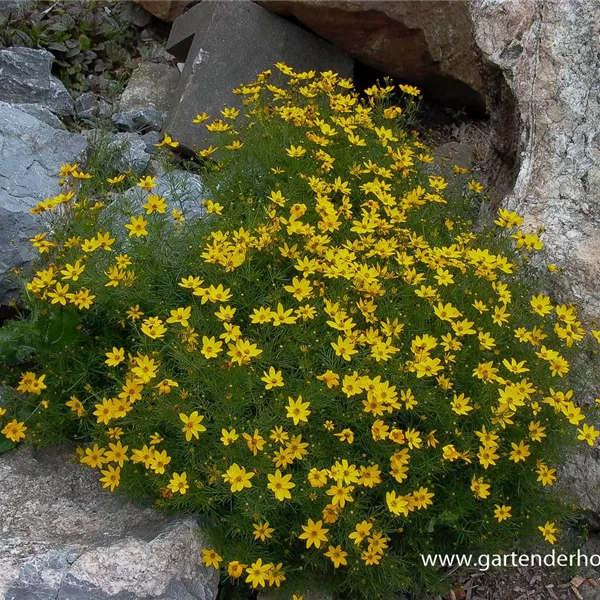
[
  {"xmin": 399, "ymin": 83, "xmax": 420, "ymax": 96},
  {"xmin": 286, "ymin": 396, "xmax": 311, "ymax": 425},
  {"xmin": 193, "ymin": 112, "xmax": 209, "ymax": 124},
  {"xmin": 261, "ymin": 366, "xmax": 284, "ymax": 390},
  {"xmin": 538, "ymin": 521, "xmax": 559, "ymax": 545},
  {"xmin": 166, "ymin": 306, "xmax": 192, "ymax": 328},
  {"xmin": 470, "ymin": 475, "xmax": 491, "ymax": 499},
  {"xmin": 316, "ymin": 370, "xmax": 340, "ymax": 388},
  {"xmin": 142, "ymin": 194, "xmax": 167, "ymax": 215},
  {"xmin": 285, "ymin": 145, "xmax": 306, "ymax": 157},
  {"xmin": 324, "ymin": 544, "xmax": 348, "ymax": 568},
  {"xmin": 1, "ymin": 419, "xmax": 27, "ymax": 443},
  {"xmin": 299, "ymin": 518, "xmax": 328, "ymax": 549},
  {"xmin": 202, "ymin": 548, "xmax": 223, "ymax": 569},
  {"xmin": 149, "ymin": 449, "xmax": 171, "ymax": 474},
  {"xmin": 227, "ymin": 561, "xmax": 247, "ymax": 578},
  {"xmin": 245, "ymin": 558, "xmax": 271, "ymax": 589},
  {"xmin": 66, "ymin": 396, "xmax": 85, "ymax": 417},
  {"xmin": 577, "ymin": 423, "xmax": 600, "ymax": 446},
  {"xmin": 349, "ymin": 520, "xmax": 373, "ymax": 545},
  {"xmin": 201, "ymin": 335, "xmax": 223, "ymax": 359},
  {"xmin": 331, "ymin": 336, "xmax": 358, "ymax": 361},
  {"xmin": 154, "ymin": 134, "xmax": 179, "ymax": 148},
  {"xmin": 125, "ymin": 215, "xmax": 148, "ymax": 237},
  {"xmin": 252, "ymin": 521, "xmax": 274, "ymax": 541},
  {"xmin": 179, "ymin": 411, "xmax": 207, "ymax": 441},
  {"xmin": 223, "ymin": 463, "xmax": 254, "ymax": 492},
  {"xmin": 494, "ymin": 504, "xmax": 512, "ymax": 523},
  {"xmin": 168, "ymin": 472, "xmax": 189, "ymax": 494},
  {"xmin": 508, "ymin": 440, "xmax": 531, "ymax": 463},
  {"xmin": 99, "ymin": 464, "xmax": 121, "ymax": 492},
  {"xmin": 105, "ymin": 441, "xmax": 129, "ymax": 467},
  {"xmin": 267, "ymin": 469, "xmax": 295, "ymax": 501},
  {"xmin": 220, "ymin": 428, "xmax": 239, "ymax": 445}
]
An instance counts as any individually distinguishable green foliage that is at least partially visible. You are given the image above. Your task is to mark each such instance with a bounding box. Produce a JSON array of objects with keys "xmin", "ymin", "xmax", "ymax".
[
  {"xmin": 1, "ymin": 66, "xmax": 598, "ymax": 599},
  {"xmin": 0, "ymin": 1, "xmax": 140, "ymax": 96}
]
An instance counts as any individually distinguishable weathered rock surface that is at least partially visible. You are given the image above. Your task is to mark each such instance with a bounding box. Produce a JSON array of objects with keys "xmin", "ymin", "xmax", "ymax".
[
  {"xmin": 470, "ymin": 0, "xmax": 600, "ymax": 319},
  {"xmin": 75, "ymin": 92, "xmax": 112, "ymax": 120},
  {"xmin": 118, "ymin": 62, "xmax": 181, "ymax": 114},
  {"xmin": 112, "ymin": 108, "xmax": 167, "ymax": 133},
  {"xmin": 0, "ymin": 47, "xmax": 74, "ymax": 116},
  {"xmin": 0, "ymin": 0, "xmax": 32, "ymax": 18},
  {"xmin": 259, "ymin": 0, "xmax": 487, "ymax": 113},
  {"xmin": 107, "ymin": 132, "xmax": 153, "ymax": 173},
  {"xmin": 0, "ymin": 103, "xmax": 87, "ymax": 305},
  {"xmin": 120, "ymin": 0, "xmax": 152, "ymax": 27},
  {"xmin": 164, "ymin": 0, "xmax": 353, "ymax": 153},
  {"xmin": 121, "ymin": 169, "xmax": 208, "ymax": 221},
  {"xmin": 11, "ymin": 103, "xmax": 66, "ymax": 130},
  {"xmin": 0, "ymin": 446, "xmax": 219, "ymax": 600},
  {"xmin": 135, "ymin": 0, "xmax": 193, "ymax": 22}
]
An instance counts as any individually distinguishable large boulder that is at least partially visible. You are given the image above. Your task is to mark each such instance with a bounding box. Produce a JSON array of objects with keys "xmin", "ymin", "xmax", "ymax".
[
  {"xmin": 134, "ymin": 0, "xmax": 193, "ymax": 22},
  {"xmin": 470, "ymin": 0, "xmax": 600, "ymax": 319},
  {"xmin": 0, "ymin": 47, "xmax": 74, "ymax": 117},
  {"xmin": 259, "ymin": 0, "xmax": 487, "ymax": 113},
  {"xmin": 0, "ymin": 446, "xmax": 219, "ymax": 600},
  {"xmin": 118, "ymin": 62, "xmax": 180, "ymax": 115},
  {"xmin": 164, "ymin": 0, "xmax": 353, "ymax": 154},
  {"xmin": 0, "ymin": 103, "xmax": 87, "ymax": 305}
]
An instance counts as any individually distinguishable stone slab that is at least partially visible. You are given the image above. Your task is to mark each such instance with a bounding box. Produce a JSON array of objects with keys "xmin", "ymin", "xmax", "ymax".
[
  {"xmin": 118, "ymin": 62, "xmax": 181, "ymax": 114},
  {"xmin": 0, "ymin": 446, "xmax": 219, "ymax": 600},
  {"xmin": 164, "ymin": 0, "xmax": 353, "ymax": 153}
]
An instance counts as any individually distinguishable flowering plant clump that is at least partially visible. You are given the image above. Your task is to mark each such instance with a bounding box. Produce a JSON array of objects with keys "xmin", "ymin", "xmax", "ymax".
[{"xmin": 2, "ymin": 64, "xmax": 599, "ymax": 598}]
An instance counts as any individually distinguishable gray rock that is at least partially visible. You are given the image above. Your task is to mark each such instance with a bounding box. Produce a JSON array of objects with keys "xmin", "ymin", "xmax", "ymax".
[
  {"xmin": 0, "ymin": 0, "xmax": 32, "ymax": 20},
  {"xmin": 112, "ymin": 108, "xmax": 167, "ymax": 133},
  {"xmin": 434, "ymin": 142, "xmax": 474, "ymax": 171},
  {"xmin": 0, "ymin": 446, "xmax": 219, "ymax": 600},
  {"xmin": 470, "ymin": 0, "xmax": 600, "ymax": 320},
  {"xmin": 74, "ymin": 92, "xmax": 112, "ymax": 120},
  {"xmin": 12, "ymin": 103, "xmax": 65, "ymax": 130},
  {"xmin": 118, "ymin": 62, "xmax": 180, "ymax": 114},
  {"xmin": 107, "ymin": 132, "xmax": 152, "ymax": 173},
  {"xmin": 0, "ymin": 102, "xmax": 87, "ymax": 305},
  {"xmin": 164, "ymin": 0, "xmax": 353, "ymax": 153},
  {"xmin": 119, "ymin": 1, "xmax": 152, "ymax": 27},
  {"xmin": 141, "ymin": 131, "xmax": 163, "ymax": 153},
  {"xmin": 0, "ymin": 47, "xmax": 74, "ymax": 116},
  {"xmin": 120, "ymin": 169, "xmax": 207, "ymax": 221},
  {"xmin": 560, "ymin": 445, "xmax": 600, "ymax": 528}
]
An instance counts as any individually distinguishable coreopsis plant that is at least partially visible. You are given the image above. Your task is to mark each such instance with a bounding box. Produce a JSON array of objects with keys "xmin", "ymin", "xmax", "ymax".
[{"xmin": 2, "ymin": 63, "xmax": 600, "ymax": 598}]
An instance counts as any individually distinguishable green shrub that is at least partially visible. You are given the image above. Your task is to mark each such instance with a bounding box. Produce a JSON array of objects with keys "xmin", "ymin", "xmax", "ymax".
[{"xmin": 2, "ymin": 64, "xmax": 599, "ymax": 598}]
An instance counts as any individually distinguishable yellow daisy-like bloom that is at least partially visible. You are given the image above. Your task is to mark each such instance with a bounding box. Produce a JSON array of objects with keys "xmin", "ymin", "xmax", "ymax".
[
  {"xmin": 493, "ymin": 504, "xmax": 512, "ymax": 523},
  {"xmin": 267, "ymin": 469, "xmax": 295, "ymax": 501},
  {"xmin": 125, "ymin": 215, "xmax": 148, "ymax": 237},
  {"xmin": 285, "ymin": 145, "xmax": 306, "ymax": 158},
  {"xmin": 324, "ymin": 544, "xmax": 348, "ymax": 568},
  {"xmin": 261, "ymin": 366, "xmax": 284, "ymax": 390},
  {"xmin": 202, "ymin": 548, "xmax": 223, "ymax": 570},
  {"xmin": 179, "ymin": 411, "xmax": 207, "ymax": 441},
  {"xmin": 538, "ymin": 521, "xmax": 559, "ymax": 545},
  {"xmin": 222, "ymin": 463, "xmax": 254, "ymax": 492},
  {"xmin": 286, "ymin": 396, "xmax": 311, "ymax": 425},
  {"xmin": 168, "ymin": 472, "xmax": 190, "ymax": 495},
  {"xmin": 245, "ymin": 558, "xmax": 271, "ymax": 589},
  {"xmin": 1, "ymin": 419, "xmax": 27, "ymax": 443},
  {"xmin": 99, "ymin": 464, "xmax": 121, "ymax": 492},
  {"xmin": 299, "ymin": 518, "xmax": 328, "ymax": 549}
]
